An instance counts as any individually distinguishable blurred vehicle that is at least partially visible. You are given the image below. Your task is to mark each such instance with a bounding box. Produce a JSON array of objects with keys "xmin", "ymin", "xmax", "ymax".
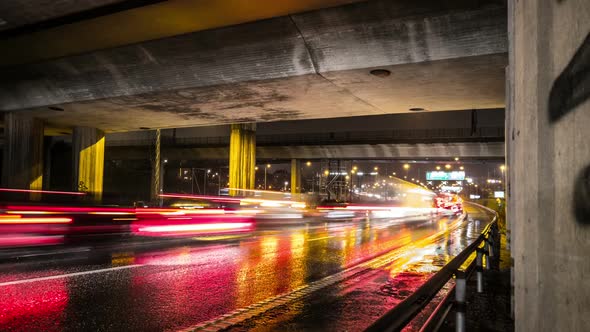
[
  {"xmin": 132, "ymin": 207, "xmax": 254, "ymax": 237},
  {"xmin": 434, "ymin": 193, "xmax": 463, "ymax": 214}
]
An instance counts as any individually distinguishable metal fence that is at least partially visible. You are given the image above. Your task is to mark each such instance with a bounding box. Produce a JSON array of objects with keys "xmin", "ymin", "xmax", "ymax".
[{"xmin": 365, "ymin": 207, "xmax": 500, "ymax": 332}]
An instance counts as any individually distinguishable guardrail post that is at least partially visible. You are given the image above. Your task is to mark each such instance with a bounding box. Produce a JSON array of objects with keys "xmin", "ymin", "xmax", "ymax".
[
  {"xmin": 476, "ymin": 248, "xmax": 485, "ymax": 293},
  {"xmin": 455, "ymin": 271, "xmax": 467, "ymax": 332},
  {"xmin": 487, "ymin": 236, "xmax": 495, "ymax": 259},
  {"xmin": 484, "ymin": 239, "xmax": 492, "ymax": 270}
]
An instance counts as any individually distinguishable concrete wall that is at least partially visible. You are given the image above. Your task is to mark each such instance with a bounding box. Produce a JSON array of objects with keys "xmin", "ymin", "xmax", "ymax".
[{"xmin": 509, "ymin": 0, "xmax": 590, "ymax": 330}]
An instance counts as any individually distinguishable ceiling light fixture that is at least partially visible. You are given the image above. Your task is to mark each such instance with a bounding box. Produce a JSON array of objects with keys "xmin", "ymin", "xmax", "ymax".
[{"xmin": 369, "ymin": 69, "xmax": 391, "ymax": 78}]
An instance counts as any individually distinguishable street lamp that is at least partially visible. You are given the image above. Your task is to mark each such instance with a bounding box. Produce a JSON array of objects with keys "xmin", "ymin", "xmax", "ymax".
[
  {"xmin": 403, "ymin": 164, "xmax": 410, "ymax": 170},
  {"xmin": 306, "ymin": 161, "xmax": 312, "ymax": 167},
  {"xmin": 265, "ymin": 164, "xmax": 271, "ymax": 190},
  {"xmin": 445, "ymin": 164, "xmax": 451, "ymax": 169}
]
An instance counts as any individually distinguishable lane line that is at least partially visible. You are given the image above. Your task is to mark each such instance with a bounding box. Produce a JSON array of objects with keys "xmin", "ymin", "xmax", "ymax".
[
  {"xmin": 307, "ymin": 236, "xmax": 333, "ymax": 242},
  {"xmin": 0, "ymin": 264, "xmax": 143, "ymax": 287}
]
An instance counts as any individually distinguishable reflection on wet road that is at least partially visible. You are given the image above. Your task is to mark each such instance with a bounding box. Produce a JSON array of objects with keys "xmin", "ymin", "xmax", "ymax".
[{"xmin": 0, "ymin": 204, "xmax": 493, "ymax": 331}]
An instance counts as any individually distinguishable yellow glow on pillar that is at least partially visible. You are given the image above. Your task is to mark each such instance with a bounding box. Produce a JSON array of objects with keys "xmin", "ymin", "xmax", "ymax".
[
  {"xmin": 29, "ymin": 175, "xmax": 43, "ymax": 201},
  {"xmin": 229, "ymin": 124, "xmax": 256, "ymax": 195},
  {"xmin": 78, "ymin": 135, "xmax": 105, "ymax": 202}
]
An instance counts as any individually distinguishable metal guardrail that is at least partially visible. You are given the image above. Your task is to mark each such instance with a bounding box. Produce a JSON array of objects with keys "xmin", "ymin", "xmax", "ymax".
[{"xmin": 365, "ymin": 208, "xmax": 500, "ymax": 332}]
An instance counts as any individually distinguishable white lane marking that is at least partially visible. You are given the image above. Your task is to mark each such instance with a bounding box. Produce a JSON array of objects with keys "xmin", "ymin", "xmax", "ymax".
[
  {"xmin": 0, "ymin": 264, "xmax": 143, "ymax": 287},
  {"xmin": 307, "ymin": 236, "xmax": 333, "ymax": 242}
]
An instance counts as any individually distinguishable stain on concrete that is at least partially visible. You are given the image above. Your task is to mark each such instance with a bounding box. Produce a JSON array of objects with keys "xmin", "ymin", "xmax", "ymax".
[
  {"xmin": 259, "ymin": 108, "xmax": 302, "ymax": 121},
  {"xmin": 548, "ymin": 32, "xmax": 590, "ymax": 122},
  {"xmin": 574, "ymin": 165, "xmax": 590, "ymax": 224},
  {"xmin": 548, "ymin": 32, "xmax": 590, "ymax": 225}
]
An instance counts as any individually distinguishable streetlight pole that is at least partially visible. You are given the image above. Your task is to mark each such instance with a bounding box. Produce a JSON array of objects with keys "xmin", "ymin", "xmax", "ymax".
[
  {"xmin": 203, "ymin": 170, "xmax": 207, "ymax": 195},
  {"xmin": 264, "ymin": 164, "xmax": 271, "ymax": 190}
]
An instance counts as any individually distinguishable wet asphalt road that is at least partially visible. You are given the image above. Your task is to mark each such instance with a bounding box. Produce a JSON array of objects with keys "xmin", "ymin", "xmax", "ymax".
[{"xmin": 0, "ymin": 204, "xmax": 494, "ymax": 332}]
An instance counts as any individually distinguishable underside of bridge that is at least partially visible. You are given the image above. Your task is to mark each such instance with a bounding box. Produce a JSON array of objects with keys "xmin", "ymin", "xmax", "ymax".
[{"xmin": 0, "ymin": 0, "xmax": 507, "ymax": 132}]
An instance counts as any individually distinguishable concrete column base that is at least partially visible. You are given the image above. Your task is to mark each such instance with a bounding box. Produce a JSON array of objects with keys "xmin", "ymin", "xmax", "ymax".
[{"xmin": 1, "ymin": 113, "xmax": 44, "ymax": 194}]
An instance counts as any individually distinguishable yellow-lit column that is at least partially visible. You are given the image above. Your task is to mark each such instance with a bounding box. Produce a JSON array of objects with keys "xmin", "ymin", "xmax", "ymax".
[
  {"xmin": 229, "ymin": 123, "xmax": 256, "ymax": 194},
  {"xmin": 1, "ymin": 113, "xmax": 44, "ymax": 195},
  {"xmin": 291, "ymin": 159, "xmax": 301, "ymax": 195},
  {"xmin": 73, "ymin": 126, "xmax": 105, "ymax": 202}
]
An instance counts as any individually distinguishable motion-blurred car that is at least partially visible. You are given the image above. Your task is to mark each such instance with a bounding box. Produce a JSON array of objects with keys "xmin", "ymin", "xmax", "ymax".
[{"xmin": 434, "ymin": 193, "xmax": 463, "ymax": 214}]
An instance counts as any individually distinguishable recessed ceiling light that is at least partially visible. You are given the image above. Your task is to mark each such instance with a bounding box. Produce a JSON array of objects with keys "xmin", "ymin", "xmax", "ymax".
[
  {"xmin": 48, "ymin": 106, "xmax": 64, "ymax": 111},
  {"xmin": 409, "ymin": 107, "xmax": 426, "ymax": 112},
  {"xmin": 369, "ymin": 69, "xmax": 391, "ymax": 78}
]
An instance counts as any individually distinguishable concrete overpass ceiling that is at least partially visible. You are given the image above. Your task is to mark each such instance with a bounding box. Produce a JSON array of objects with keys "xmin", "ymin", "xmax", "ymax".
[
  {"xmin": 0, "ymin": 0, "xmax": 507, "ymax": 132},
  {"xmin": 0, "ymin": 0, "xmax": 366, "ymax": 65},
  {"xmin": 0, "ymin": 0, "xmax": 128, "ymax": 32}
]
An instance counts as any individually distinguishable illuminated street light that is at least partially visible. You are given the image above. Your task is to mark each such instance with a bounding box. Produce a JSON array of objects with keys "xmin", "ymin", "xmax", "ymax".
[
  {"xmin": 403, "ymin": 164, "xmax": 410, "ymax": 170},
  {"xmin": 392, "ymin": 172, "xmax": 396, "ymax": 175},
  {"xmin": 436, "ymin": 166, "xmax": 441, "ymax": 170},
  {"xmin": 460, "ymin": 166, "xmax": 464, "ymax": 170},
  {"xmin": 353, "ymin": 166, "xmax": 358, "ymax": 171},
  {"xmin": 500, "ymin": 165, "xmax": 506, "ymax": 172},
  {"xmin": 445, "ymin": 164, "xmax": 451, "ymax": 169},
  {"xmin": 374, "ymin": 166, "xmax": 379, "ymax": 171},
  {"xmin": 264, "ymin": 165, "xmax": 271, "ymax": 190},
  {"xmin": 324, "ymin": 170, "xmax": 330, "ymax": 176},
  {"xmin": 255, "ymin": 166, "xmax": 259, "ymax": 171},
  {"xmin": 455, "ymin": 157, "xmax": 459, "ymax": 161},
  {"xmin": 306, "ymin": 161, "xmax": 312, "ymax": 167},
  {"xmin": 345, "ymin": 175, "xmax": 350, "ymax": 180}
]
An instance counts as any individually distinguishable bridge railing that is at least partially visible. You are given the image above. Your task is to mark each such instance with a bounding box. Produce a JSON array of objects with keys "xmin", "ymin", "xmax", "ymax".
[
  {"xmin": 105, "ymin": 127, "xmax": 504, "ymax": 147},
  {"xmin": 365, "ymin": 208, "xmax": 499, "ymax": 332}
]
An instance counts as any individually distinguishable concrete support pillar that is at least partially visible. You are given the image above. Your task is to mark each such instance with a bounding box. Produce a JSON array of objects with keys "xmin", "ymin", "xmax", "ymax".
[
  {"xmin": 150, "ymin": 129, "xmax": 162, "ymax": 202},
  {"xmin": 1, "ymin": 113, "xmax": 44, "ymax": 192},
  {"xmin": 510, "ymin": 1, "xmax": 590, "ymax": 330},
  {"xmin": 72, "ymin": 126, "xmax": 105, "ymax": 202},
  {"xmin": 229, "ymin": 123, "xmax": 256, "ymax": 194},
  {"xmin": 291, "ymin": 159, "xmax": 301, "ymax": 194}
]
